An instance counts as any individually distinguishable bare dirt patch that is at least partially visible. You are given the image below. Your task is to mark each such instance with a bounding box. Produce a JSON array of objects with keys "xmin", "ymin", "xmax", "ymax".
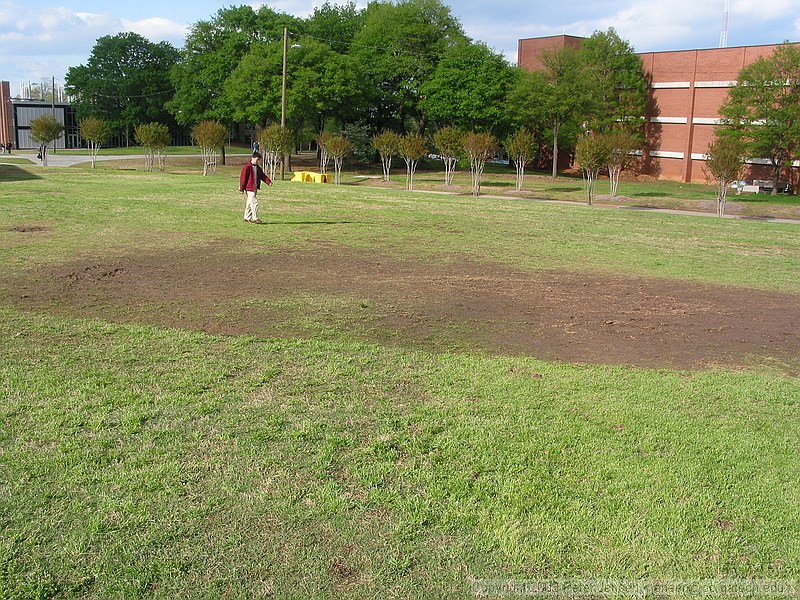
[
  {"xmin": 9, "ymin": 225, "xmax": 48, "ymax": 233},
  {"xmin": 6, "ymin": 239, "xmax": 799, "ymax": 371}
]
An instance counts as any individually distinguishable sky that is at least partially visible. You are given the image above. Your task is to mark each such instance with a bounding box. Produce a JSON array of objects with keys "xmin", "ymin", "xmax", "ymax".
[{"xmin": 2, "ymin": 0, "xmax": 800, "ymax": 96}]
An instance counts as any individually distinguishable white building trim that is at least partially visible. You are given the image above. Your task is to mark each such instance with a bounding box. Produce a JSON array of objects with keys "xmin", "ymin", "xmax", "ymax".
[
  {"xmin": 651, "ymin": 150, "xmax": 685, "ymax": 159},
  {"xmin": 694, "ymin": 80, "xmax": 737, "ymax": 88},
  {"xmin": 692, "ymin": 117, "xmax": 722, "ymax": 125},
  {"xmin": 651, "ymin": 81, "xmax": 691, "ymax": 89},
  {"xmin": 650, "ymin": 116, "xmax": 688, "ymax": 124}
]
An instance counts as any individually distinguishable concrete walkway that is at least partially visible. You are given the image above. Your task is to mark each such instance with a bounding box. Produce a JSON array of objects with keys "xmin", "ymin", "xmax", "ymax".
[
  {"xmin": 3, "ymin": 151, "xmax": 253, "ymax": 167},
  {"xmin": 2, "ymin": 152, "xmax": 149, "ymax": 167}
]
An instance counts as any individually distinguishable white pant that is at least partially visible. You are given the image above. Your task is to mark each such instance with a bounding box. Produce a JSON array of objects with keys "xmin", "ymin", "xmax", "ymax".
[{"xmin": 243, "ymin": 190, "xmax": 259, "ymax": 221}]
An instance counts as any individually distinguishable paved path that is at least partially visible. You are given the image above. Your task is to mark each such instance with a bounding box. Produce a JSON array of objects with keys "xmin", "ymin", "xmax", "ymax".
[
  {"xmin": 2, "ymin": 152, "xmax": 148, "ymax": 167},
  {"xmin": 3, "ymin": 152, "xmax": 252, "ymax": 167}
]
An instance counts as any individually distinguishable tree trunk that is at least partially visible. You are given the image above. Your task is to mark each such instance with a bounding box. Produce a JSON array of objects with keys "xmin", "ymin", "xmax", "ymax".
[
  {"xmin": 772, "ymin": 164, "xmax": 781, "ymax": 196},
  {"xmin": 609, "ymin": 165, "xmax": 620, "ymax": 197}
]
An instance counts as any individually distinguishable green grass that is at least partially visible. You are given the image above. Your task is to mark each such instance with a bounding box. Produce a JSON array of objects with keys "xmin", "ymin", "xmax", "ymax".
[{"xmin": 1, "ymin": 166, "xmax": 799, "ymax": 598}]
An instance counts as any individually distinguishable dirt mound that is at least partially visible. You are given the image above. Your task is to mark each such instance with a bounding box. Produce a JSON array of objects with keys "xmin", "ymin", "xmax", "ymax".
[{"xmin": 6, "ymin": 240, "xmax": 799, "ymax": 371}]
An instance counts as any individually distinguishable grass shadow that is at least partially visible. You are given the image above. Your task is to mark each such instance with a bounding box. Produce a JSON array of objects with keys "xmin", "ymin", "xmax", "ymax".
[{"xmin": 0, "ymin": 165, "xmax": 42, "ymax": 182}]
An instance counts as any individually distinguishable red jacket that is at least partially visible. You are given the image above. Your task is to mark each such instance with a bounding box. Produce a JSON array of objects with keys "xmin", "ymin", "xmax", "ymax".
[{"xmin": 239, "ymin": 163, "xmax": 272, "ymax": 192}]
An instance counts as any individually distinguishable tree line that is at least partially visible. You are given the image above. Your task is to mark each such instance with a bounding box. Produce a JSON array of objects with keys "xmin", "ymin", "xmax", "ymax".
[
  {"xmin": 60, "ymin": 2, "xmax": 648, "ymax": 177},
  {"xmin": 53, "ymin": 0, "xmax": 800, "ymax": 210}
]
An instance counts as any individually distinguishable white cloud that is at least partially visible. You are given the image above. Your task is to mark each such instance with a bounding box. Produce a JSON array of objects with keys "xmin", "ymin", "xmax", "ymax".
[
  {"xmin": 0, "ymin": 3, "xmax": 188, "ymax": 89},
  {"xmin": 0, "ymin": 4, "xmax": 186, "ymax": 55},
  {"xmin": 730, "ymin": 0, "xmax": 796, "ymax": 20},
  {"xmin": 562, "ymin": 1, "xmax": 719, "ymax": 51},
  {"xmin": 122, "ymin": 17, "xmax": 188, "ymax": 47},
  {"xmin": 256, "ymin": 1, "xmax": 368, "ymax": 18}
]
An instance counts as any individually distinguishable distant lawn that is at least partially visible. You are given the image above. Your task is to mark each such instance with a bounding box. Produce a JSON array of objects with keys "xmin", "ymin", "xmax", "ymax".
[
  {"xmin": 1, "ymin": 167, "xmax": 798, "ymax": 598},
  {"xmin": 0, "ymin": 156, "xmax": 35, "ymax": 165},
  {"xmin": 12, "ymin": 148, "xmax": 800, "ymax": 219}
]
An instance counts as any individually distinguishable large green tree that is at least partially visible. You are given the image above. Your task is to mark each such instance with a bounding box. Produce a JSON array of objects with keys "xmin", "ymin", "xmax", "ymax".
[
  {"xmin": 508, "ymin": 46, "xmax": 592, "ymax": 178},
  {"xmin": 421, "ymin": 40, "xmax": 515, "ymax": 135},
  {"xmin": 222, "ymin": 37, "xmax": 366, "ymax": 133},
  {"xmin": 168, "ymin": 6, "xmax": 301, "ymax": 125},
  {"xmin": 350, "ymin": 0, "xmax": 467, "ymax": 133},
  {"xmin": 578, "ymin": 28, "xmax": 648, "ymax": 134},
  {"xmin": 305, "ymin": 1, "xmax": 366, "ymax": 53},
  {"xmin": 719, "ymin": 42, "xmax": 800, "ymax": 194},
  {"xmin": 65, "ymin": 33, "xmax": 178, "ymax": 144}
]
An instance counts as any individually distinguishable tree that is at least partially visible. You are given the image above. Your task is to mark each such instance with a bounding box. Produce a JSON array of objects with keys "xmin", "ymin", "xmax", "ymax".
[
  {"xmin": 505, "ymin": 69, "xmax": 549, "ymax": 168},
  {"xmin": 135, "ymin": 123, "xmax": 171, "ymax": 172},
  {"xmin": 433, "ymin": 126, "xmax": 463, "ymax": 186},
  {"xmin": 520, "ymin": 46, "xmax": 592, "ymax": 179},
  {"xmin": 222, "ymin": 37, "xmax": 366, "ymax": 136},
  {"xmin": 257, "ymin": 124, "xmax": 293, "ymax": 181},
  {"xmin": 316, "ymin": 131, "xmax": 332, "ymax": 175},
  {"xmin": 421, "ymin": 39, "xmax": 515, "ymax": 134},
  {"xmin": 305, "ymin": 1, "xmax": 365, "ymax": 53},
  {"xmin": 704, "ymin": 134, "xmax": 744, "ymax": 217},
  {"xmin": 191, "ymin": 121, "xmax": 227, "ymax": 176},
  {"xmin": 719, "ymin": 43, "xmax": 800, "ymax": 195},
  {"xmin": 505, "ymin": 129, "xmax": 538, "ymax": 191},
  {"xmin": 168, "ymin": 6, "xmax": 301, "ymax": 125},
  {"xmin": 66, "ymin": 33, "xmax": 178, "ymax": 145},
  {"xmin": 29, "ymin": 115, "xmax": 64, "ymax": 165},
  {"xmin": 350, "ymin": 0, "xmax": 467, "ymax": 133},
  {"xmin": 575, "ymin": 134, "xmax": 611, "ymax": 205},
  {"xmin": 578, "ymin": 28, "xmax": 648, "ymax": 134},
  {"xmin": 79, "ymin": 117, "xmax": 111, "ymax": 168},
  {"xmin": 327, "ymin": 135, "xmax": 353, "ymax": 185},
  {"xmin": 341, "ymin": 123, "xmax": 373, "ymax": 164},
  {"xmin": 604, "ymin": 128, "xmax": 640, "ymax": 197},
  {"xmin": 372, "ymin": 131, "xmax": 401, "ymax": 182},
  {"xmin": 462, "ymin": 132, "xmax": 497, "ymax": 197},
  {"xmin": 398, "ymin": 133, "xmax": 428, "ymax": 191}
]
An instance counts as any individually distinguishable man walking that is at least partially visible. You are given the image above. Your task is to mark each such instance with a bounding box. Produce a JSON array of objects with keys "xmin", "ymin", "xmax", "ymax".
[{"xmin": 239, "ymin": 151, "xmax": 272, "ymax": 223}]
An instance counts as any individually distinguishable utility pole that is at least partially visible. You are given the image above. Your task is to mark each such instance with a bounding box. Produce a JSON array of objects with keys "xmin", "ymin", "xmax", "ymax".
[
  {"xmin": 280, "ymin": 27, "xmax": 288, "ymax": 180},
  {"xmin": 51, "ymin": 76, "xmax": 57, "ymax": 154}
]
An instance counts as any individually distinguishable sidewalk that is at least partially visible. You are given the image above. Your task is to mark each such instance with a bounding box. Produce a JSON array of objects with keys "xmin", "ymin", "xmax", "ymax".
[
  {"xmin": 4, "ymin": 152, "xmax": 150, "ymax": 167},
  {"xmin": 5, "ymin": 152, "xmax": 252, "ymax": 167}
]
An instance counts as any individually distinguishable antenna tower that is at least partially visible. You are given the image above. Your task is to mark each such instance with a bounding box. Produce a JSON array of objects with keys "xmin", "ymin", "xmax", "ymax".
[{"xmin": 719, "ymin": 0, "xmax": 730, "ymax": 48}]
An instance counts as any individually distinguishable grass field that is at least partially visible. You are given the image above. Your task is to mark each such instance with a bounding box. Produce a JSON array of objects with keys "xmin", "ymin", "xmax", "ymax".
[
  {"xmin": 1, "ymin": 164, "xmax": 799, "ymax": 598},
  {"xmin": 6, "ymin": 147, "xmax": 800, "ymax": 220}
]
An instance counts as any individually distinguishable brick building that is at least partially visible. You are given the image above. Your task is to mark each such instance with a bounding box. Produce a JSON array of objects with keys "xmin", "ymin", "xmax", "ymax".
[
  {"xmin": 0, "ymin": 80, "xmax": 80, "ymax": 151},
  {"xmin": 517, "ymin": 36, "xmax": 798, "ymax": 185},
  {"xmin": 0, "ymin": 81, "xmax": 12, "ymax": 150}
]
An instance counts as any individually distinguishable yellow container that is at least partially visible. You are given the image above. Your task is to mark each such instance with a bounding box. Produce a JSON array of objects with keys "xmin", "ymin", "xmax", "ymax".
[{"xmin": 291, "ymin": 171, "xmax": 330, "ymax": 183}]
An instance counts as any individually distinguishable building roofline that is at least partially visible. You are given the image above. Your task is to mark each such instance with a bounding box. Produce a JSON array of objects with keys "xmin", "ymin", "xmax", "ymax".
[
  {"xmin": 518, "ymin": 34, "xmax": 585, "ymax": 43},
  {"xmin": 636, "ymin": 40, "xmax": 799, "ymax": 55},
  {"xmin": 518, "ymin": 35, "xmax": 799, "ymax": 56}
]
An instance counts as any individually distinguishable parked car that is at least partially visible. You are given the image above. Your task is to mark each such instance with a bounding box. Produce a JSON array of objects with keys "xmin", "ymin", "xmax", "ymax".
[{"xmin": 753, "ymin": 179, "xmax": 792, "ymax": 194}]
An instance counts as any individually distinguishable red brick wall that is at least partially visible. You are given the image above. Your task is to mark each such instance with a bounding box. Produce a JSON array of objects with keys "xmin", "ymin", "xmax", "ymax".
[
  {"xmin": 517, "ymin": 35, "xmax": 583, "ymax": 72},
  {"xmin": 0, "ymin": 81, "xmax": 13, "ymax": 148},
  {"xmin": 518, "ymin": 38, "xmax": 799, "ymax": 184}
]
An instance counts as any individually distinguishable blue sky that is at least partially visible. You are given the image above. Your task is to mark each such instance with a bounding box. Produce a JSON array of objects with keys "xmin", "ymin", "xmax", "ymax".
[{"xmin": 2, "ymin": 1, "xmax": 799, "ymax": 95}]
